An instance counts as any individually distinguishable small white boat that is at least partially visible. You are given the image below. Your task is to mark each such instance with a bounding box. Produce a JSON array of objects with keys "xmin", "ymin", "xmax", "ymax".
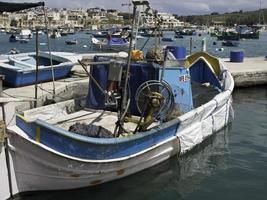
[
  {"xmin": 20, "ymin": 29, "xmax": 32, "ymax": 39},
  {"xmin": 49, "ymin": 30, "xmax": 61, "ymax": 38}
]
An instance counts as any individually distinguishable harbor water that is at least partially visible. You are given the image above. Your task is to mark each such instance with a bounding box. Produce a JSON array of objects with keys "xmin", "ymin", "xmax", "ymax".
[
  {"xmin": 0, "ymin": 31, "xmax": 266, "ymax": 199},
  {"xmin": 1, "ymin": 31, "xmax": 267, "ymax": 58}
]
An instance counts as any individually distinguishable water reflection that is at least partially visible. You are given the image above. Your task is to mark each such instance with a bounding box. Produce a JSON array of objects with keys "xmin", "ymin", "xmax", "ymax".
[{"xmin": 13, "ymin": 126, "xmax": 231, "ymax": 200}]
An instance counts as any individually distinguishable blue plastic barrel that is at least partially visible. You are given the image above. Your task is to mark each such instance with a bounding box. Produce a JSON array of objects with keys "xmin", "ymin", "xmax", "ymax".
[
  {"xmin": 230, "ymin": 50, "xmax": 244, "ymax": 62},
  {"xmin": 166, "ymin": 46, "xmax": 186, "ymax": 60}
]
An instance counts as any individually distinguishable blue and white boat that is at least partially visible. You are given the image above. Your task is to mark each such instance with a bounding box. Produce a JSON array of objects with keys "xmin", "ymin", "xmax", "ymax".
[
  {"xmin": 0, "ymin": 52, "xmax": 74, "ymax": 87},
  {"xmin": 7, "ymin": 51, "xmax": 234, "ymax": 193},
  {"xmin": 91, "ymin": 37, "xmax": 132, "ymax": 51}
]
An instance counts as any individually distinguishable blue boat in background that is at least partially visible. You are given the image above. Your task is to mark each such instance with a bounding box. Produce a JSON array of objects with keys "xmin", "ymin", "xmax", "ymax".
[
  {"xmin": 0, "ymin": 52, "xmax": 74, "ymax": 87},
  {"xmin": 9, "ymin": 34, "xmax": 17, "ymax": 42}
]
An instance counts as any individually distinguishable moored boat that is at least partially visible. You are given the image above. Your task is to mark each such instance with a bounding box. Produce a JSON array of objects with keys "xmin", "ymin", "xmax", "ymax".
[
  {"xmin": 9, "ymin": 34, "xmax": 17, "ymax": 42},
  {"xmin": 7, "ymin": 50, "xmax": 234, "ymax": 193},
  {"xmin": 222, "ymin": 40, "xmax": 239, "ymax": 47},
  {"xmin": 65, "ymin": 39, "xmax": 78, "ymax": 45},
  {"xmin": 162, "ymin": 37, "xmax": 174, "ymax": 42},
  {"xmin": 91, "ymin": 37, "xmax": 131, "ymax": 51},
  {"xmin": 0, "ymin": 52, "xmax": 74, "ymax": 87},
  {"xmin": 20, "ymin": 29, "xmax": 32, "ymax": 39}
]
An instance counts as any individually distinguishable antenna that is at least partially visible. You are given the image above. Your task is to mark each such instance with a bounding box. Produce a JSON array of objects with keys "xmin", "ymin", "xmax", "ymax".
[
  {"xmin": 121, "ymin": 0, "xmax": 132, "ymax": 13},
  {"xmin": 259, "ymin": 0, "xmax": 265, "ymax": 24}
]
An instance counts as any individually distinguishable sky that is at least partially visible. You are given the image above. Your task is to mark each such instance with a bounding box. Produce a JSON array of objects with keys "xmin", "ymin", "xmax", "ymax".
[{"xmin": 6, "ymin": 0, "xmax": 267, "ymax": 15}]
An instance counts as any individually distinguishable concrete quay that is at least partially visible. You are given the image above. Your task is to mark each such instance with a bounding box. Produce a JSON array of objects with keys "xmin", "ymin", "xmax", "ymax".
[{"xmin": 221, "ymin": 57, "xmax": 267, "ymax": 87}]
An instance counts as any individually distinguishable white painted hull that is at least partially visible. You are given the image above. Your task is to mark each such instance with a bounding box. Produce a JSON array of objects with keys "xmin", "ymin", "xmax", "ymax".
[{"xmin": 8, "ymin": 128, "xmax": 180, "ymax": 193}]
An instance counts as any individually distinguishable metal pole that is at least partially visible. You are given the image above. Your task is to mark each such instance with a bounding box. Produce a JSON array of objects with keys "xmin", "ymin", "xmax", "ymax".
[
  {"xmin": 43, "ymin": 6, "xmax": 56, "ymax": 96},
  {"xmin": 117, "ymin": 5, "xmax": 137, "ymax": 134},
  {"xmin": 34, "ymin": 28, "xmax": 39, "ymax": 108},
  {"xmin": 190, "ymin": 37, "xmax": 193, "ymax": 54},
  {"xmin": 1, "ymin": 104, "xmax": 13, "ymax": 199},
  {"xmin": 202, "ymin": 37, "xmax": 207, "ymax": 52}
]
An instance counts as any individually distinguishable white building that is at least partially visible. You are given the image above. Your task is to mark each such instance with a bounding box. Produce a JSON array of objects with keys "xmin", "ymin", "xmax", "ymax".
[{"xmin": 140, "ymin": 11, "xmax": 184, "ymax": 29}]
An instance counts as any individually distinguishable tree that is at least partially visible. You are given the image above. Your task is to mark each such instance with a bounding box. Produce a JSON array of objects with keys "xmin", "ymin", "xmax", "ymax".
[{"xmin": 10, "ymin": 19, "xmax": 18, "ymax": 27}]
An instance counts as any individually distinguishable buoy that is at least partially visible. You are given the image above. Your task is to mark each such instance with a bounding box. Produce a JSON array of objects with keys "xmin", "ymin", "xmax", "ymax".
[{"xmin": 216, "ymin": 48, "xmax": 224, "ymax": 52}]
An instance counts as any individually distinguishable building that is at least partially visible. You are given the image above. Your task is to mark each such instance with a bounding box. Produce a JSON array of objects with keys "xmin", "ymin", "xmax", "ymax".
[{"xmin": 140, "ymin": 11, "xmax": 184, "ymax": 29}]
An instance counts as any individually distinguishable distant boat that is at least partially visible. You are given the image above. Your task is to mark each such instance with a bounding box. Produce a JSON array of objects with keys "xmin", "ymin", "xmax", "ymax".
[
  {"xmin": 92, "ymin": 31, "xmax": 109, "ymax": 38},
  {"xmin": 236, "ymin": 25, "xmax": 260, "ymax": 39},
  {"xmin": 60, "ymin": 30, "xmax": 69, "ymax": 36},
  {"xmin": 20, "ymin": 29, "xmax": 32, "ymax": 39},
  {"xmin": 49, "ymin": 30, "xmax": 61, "ymax": 38},
  {"xmin": 9, "ymin": 34, "xmax": 17, "ymax": 42},
  {"xmin": 68, "ymin": 28, "xmax": 75, "ymax": 35},
  {"xmin": 0, "ymin": 28, "xmax": 6, "ymax": 34},
  {"xmin": 91, "ymin": 37, "xmax": 132, "ymax": 51},
  {"xmin": 162, "ymin": 37, "xmax": 174, "ymax": 42},
  {"xmin": 217, "ymin": 31, "xmax": 240, "ymax": 41},
  {"xmin": 175, "ymin": 29, "xmax": 196, "ymax": 36},
  {"xmin": 0, "ymin": 52, "xmax": 74, "ymax": 87},
  {"xmin": 174, "ymin": 34, "xmax": 184, "ymax": 39},
  {"xmin": 65, "ymin": 39, "xmax": 78, "ymax": 45},
  {"xmin": 33, "ymin": 30, "xmax": 44, "ymax": 35},
  {"xmin": 18, "ymin": 38, "xmax": 29, "ymax": 43},
  {"xmin": 222, "ymin": 40, "xmax": 239, "ymax": 47}
]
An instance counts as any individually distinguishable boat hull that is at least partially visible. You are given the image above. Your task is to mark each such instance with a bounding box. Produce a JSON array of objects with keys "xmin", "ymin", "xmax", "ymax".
[
  {"xmin": 8, "ymin": 127, "xmax": 180, "ymax": 192},
  {"xmin": 1, "ymin": 64, "xmax": 73, "ymax": 87},
  {"xmin": 92, "ymin": 43, "xmax": 130, "ymax": 52}
]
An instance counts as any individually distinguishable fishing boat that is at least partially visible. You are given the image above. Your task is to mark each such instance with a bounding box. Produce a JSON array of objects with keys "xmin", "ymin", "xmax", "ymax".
[
  {"xmin": 91, "ymin": 37, "xmax": 131, "ymax": 51},
  {"xmin": 162, "ymin": 37, "xmax": 174, "ymax": 42},
  {"xmin": 2, "ymin": 0, "xmax": 234, "ymax": 196},
  {"xmin": 222, "ymin": 40, "xmax": 239, "ymax": 47},
  {"xmin": 0, "ymin": 52, "xmax": 74, "ymax": 87},
  {"xmin": 236, "ymin": 25, "xmax": 260, "ymax": 39},
  {"xmin": 6, "ymin": 49, "xmax": 234, "ymax": 193},
  {"xmin": 175, "ymin": 29, "xmax": 196, "ymax": 36},
  {"xmin": 49, "ymin": 30, "xmax": 61, "ymax": 38},
  {"xmin": 65, "ymin": 39, "xmax": 78, "ymax": 45},
  {"xmin": 217, "ymin": 31, "xmax": 240, "ymax": 41},
  {"xmin": 20, "ymin": 29, "xmax": 32, "ymax": 39},
  {"xmin": 9, "ymin": 34, "xmax": 17, "ymax": 42},
  {"xmin": 174, "ymin": 34, "xmax": 184, "ymax": 39}
]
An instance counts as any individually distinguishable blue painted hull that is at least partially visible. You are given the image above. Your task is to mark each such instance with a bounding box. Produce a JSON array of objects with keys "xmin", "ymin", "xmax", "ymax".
[
  {"xmin": 1, "ymin": 64, "xmax": 73, "ymax": 87},
  {"xmin": 16, "ymin": 115, "xmax": 180, "ymax": 160}
]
